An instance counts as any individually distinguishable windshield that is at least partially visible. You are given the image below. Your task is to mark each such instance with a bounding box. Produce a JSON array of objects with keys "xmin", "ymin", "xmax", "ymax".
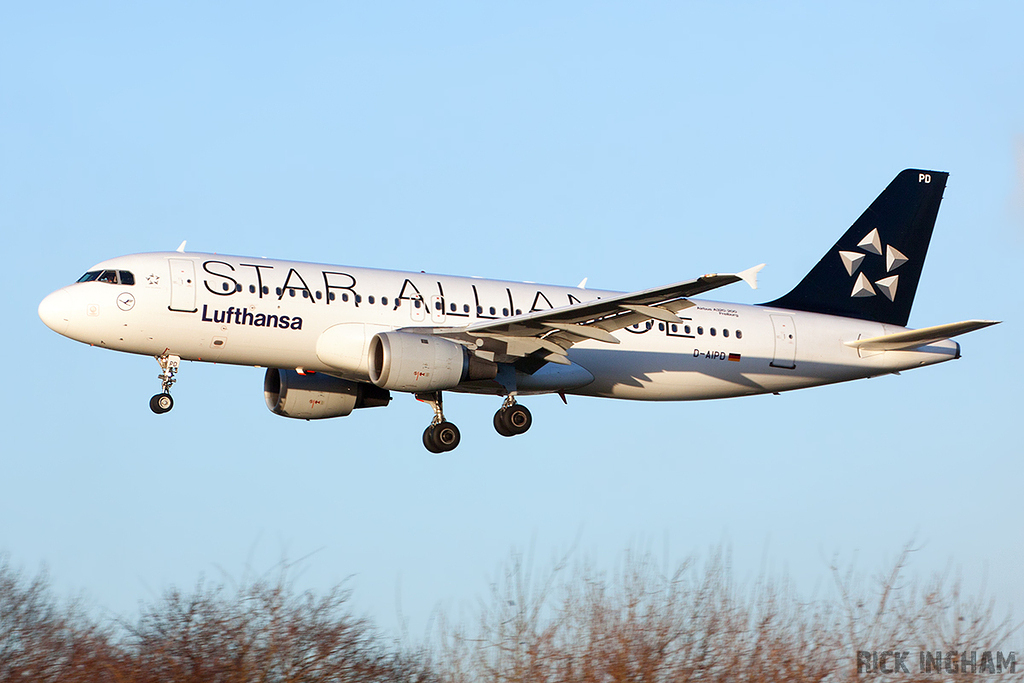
[{"xmin": 76, "ymin": 270, "xmax": 135, "ymax": 285}]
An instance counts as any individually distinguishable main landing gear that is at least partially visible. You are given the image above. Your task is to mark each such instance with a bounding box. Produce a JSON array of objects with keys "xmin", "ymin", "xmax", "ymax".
[
  {"xmin": 493, "ymin": 395, "xmax": 532, "ymax": 438},
  {"xmin": 416, "ymin": 392, "xmax": 461, "ymax": 454},
  {"xmin": 415, "ymin": 392, "xmax": 535, "ymax": 452},
  {"xmin": 150, "ymin": 353, "xmax": 180, "ymax": 414}
]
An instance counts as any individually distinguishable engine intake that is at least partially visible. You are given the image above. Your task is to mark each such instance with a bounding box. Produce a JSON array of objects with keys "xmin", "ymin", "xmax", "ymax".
[
  {"xmin": 368, "ymin": 331, "xmax": 497, "ymax": 392},
  {"xmin": 264, "ymin": 368, "xmax": 390, "ymax": 419}
]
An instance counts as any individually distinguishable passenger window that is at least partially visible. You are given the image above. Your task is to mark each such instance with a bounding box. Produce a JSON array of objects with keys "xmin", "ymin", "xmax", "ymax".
[
  {"xmin": 118, "ymin": 271, "xmax": 135, "ymax": 285},
  {"xmin": 465, "ymin": 305, "xmax": 471, "ymax": 313},
  {"xmin": 434, "ymin": 301, "xmax": 441, "ymax": 310},
  {"xmin": 723, "ymin": 329, "xmax": 729, "ymax": 338},
  {"xmin": 289, "ymin": 289, "xmax": 296, "ymax": 297},
  {"xmin": 77, "ymin": 271, "xmax": 101, "ymax": 283},
  {"xmin": 368, "ymin": 295, "xmax": 375, "ymax": 304},
  {"xmin": 414, "ymin": 299, "xmax": 421, "ymax": 308},
  {"xmin": 249, "ymin": 285, "xmax": 256, "ymax": 294},
  {"xmin": 658, "ymin": 323, "xmax": 665, "ymax": 331},
  {"xmin": 697, "ymin": 326, "xmax": 703, "ymax": 335},
  {"xmin": 342, "ymin": 293, "xmax": 349, "ymax": 302},
  {"xmin": 381, "ymin": 297, "xmax": 387, "ymax": 306},
  {"xmin": 302, "ymin": 290, "xmax": 309, "ymax": 298},
  {"xmin": 684, "ymin": 325, "xmax": 691, "ymax": 334},
  {"xmin": 355, "ymin": 295, "xmax": 362, "ymax": 304},
  {"xmin": 671, "ymin": 324, "xmax": 677, "ymax": 333},
  {"xmin": 329, "ymin": 292, "xmax": 336, "ymax": 301},
  {"xmin": 236, "ymin": 283, "xmax": 243, "ymax": 292},
  {"xmin": 450, "ymin": 303, "xmax": 456, "ymax": 312},
  {"xmin": 489, "ymin": 307, "xmax": 496, "ymax": 315},
  {"xmin": 710, "ymin": 328, "xmax": 716, "ymax": 336},
  {"xmin": 515, "ymin": 309, "xmax": 522, "ymax": 315},
  {"xmin": 316, "ymin": 291, "xmax": 322, "ymax": 300},
  {"xmin": 736, "ymin": 330, "xmax": 743, "ymax": 339},
  {"xmin": 503, "ymin": 308, "xmax": 509, "ymax": 316}
]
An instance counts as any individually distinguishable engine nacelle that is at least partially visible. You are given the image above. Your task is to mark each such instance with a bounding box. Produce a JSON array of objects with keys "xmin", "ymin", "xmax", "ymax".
[
  {"xmin": 368, "ymin": 331, "xmax": 497, "ymax": 392},
  {"xmin": 264, "ymin": 368, "xmax": 391, "ymax": 419}
]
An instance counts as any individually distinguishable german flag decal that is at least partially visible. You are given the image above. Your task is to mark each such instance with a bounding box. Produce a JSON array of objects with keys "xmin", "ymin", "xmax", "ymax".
[{"xmin": 728, "ymin": 353, "xmax": 741, "ymax": 362}]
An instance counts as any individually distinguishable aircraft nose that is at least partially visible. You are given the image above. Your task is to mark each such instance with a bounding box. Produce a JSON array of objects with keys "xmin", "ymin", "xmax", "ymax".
[{"xmin": 39, "ymin": 289, "xmax": 72, "ymax": 335}]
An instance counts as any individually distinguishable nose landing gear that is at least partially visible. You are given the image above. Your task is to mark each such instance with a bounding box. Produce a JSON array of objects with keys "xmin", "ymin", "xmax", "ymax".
[
  {"xmin": 494, "ymin": 395, "xmax": 532, "ymax": 437},
  {"xmin": 150, "ymin": 353, "xmax": 180, "ymax": 414},
  {"xmin": 416, "ymin": 391, "xmax": 461, "ymax": 453}
]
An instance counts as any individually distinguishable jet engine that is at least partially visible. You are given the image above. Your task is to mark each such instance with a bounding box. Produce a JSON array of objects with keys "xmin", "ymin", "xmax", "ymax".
[
  {"xmin": 368, "ymin": 331, "xmax": 497, "ymax": 392},
  {"xmin": 264, "ymin": 368, "xmax": 391, "ymax": 419}
]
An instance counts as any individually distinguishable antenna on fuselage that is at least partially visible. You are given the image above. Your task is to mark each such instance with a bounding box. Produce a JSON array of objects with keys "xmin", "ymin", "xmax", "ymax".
[{"xmin": 176, "ymin": 240, "xmax": 187, "ymax": 253}]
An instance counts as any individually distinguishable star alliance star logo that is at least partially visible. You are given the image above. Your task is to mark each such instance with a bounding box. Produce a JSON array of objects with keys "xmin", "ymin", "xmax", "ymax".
[
  {"xmin": 838, "ymin": 228, "xmax": 907, "ymax": 301},
  {"xmin": 147, "ymin": 273, "xmax": 160, "ymax": 285}
]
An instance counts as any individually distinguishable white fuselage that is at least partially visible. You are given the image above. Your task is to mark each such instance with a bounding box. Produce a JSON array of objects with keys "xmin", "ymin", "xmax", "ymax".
[{"xmin": 39, "ymin": 251, "xmax": 959, "ymax": 400}]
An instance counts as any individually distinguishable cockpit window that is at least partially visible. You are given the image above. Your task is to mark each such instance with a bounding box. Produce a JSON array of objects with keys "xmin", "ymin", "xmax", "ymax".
[{"xmin": 76, "ymin": 270, "xmax": 134, "ymax": 285}]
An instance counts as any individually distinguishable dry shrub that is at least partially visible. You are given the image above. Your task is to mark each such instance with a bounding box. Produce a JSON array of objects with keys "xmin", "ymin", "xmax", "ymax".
[
  {"xmin": 0, "ymin": 555, "xmax": 432, "ymax": 683},
  {"xmin": 434, "ymin": 543, "xmax": 1022, "ymax": 683},
  {"xmin": 0, "ymin": 554, "xmax": 121, "ymax": 682},
  {"xmin": 2, "ymin": 545, "xmax": 1020, "ymax": 683}
]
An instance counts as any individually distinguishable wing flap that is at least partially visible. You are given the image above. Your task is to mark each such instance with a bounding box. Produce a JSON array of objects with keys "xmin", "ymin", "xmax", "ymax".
[{"xmin": 845, "ymin": 320, "xmax": 1000, "ymax": 351}]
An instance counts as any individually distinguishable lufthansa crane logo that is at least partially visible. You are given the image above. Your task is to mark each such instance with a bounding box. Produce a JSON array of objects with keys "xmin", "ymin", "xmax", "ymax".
[
  {"xmin": 838, "ymin": 228, "xmax": 908, "ymax": 302},
  {"xmin": 117, "ymin": 292, "xmax": 136, "ymax": 311}
]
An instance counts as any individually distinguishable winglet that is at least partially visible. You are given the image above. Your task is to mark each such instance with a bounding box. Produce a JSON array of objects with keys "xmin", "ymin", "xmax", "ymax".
[
  {"xmin": 736, "ymin": 263, "xmax": 765, "ymax": 290},
  {"xmin": 577, "ymin": 277, "xmax": 588, "ymax": 289},
  {"xmin": 176, "ymin": 240, "xmax": 187, "ymax": 253}
]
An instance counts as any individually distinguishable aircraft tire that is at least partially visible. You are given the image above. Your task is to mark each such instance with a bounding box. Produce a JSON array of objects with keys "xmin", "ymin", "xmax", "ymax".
[
  {"xmin": 422, "ymin": 426, "xmax": 443, "ymax": 453},
  {"xmin": 432, "ymin": 421, "xmax": 461, "ymax": 451},
  {"xmin": 150, "ymin": 393, "xmax": 173, "ymax": 414},
  {"xmin": 493, "ymin": 410, "xmax": 514, "ymax": 437},
  {"xmin": 505, "ymin": 405, "xmax": 532, "ymax": 435}
]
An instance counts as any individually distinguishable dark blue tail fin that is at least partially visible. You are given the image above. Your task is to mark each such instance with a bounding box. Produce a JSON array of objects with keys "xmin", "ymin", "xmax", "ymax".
[{"xmin": 764, "ymin": 169, "xmax": 948, "ymax": 327}]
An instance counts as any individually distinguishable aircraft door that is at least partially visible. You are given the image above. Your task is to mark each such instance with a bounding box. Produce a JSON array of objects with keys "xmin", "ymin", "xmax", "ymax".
[
  {"xmin": 429, "ymin": 295, "xmax": 446, "ymax": 324},
  {"xmin": 770, "ymin": 314, "xmax": 796, "ymax": 369},
  {"xmin": 408, "ymin": 296, "xmax": 426, "ymax": 322},
  {"xmin": 168, "ymin": 259, "xmax": 197, "ymax": 312}
]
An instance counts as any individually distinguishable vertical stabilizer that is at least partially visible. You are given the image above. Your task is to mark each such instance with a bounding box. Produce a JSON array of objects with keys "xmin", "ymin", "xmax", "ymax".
[{"xmin": 764, "ymin": 169, "xmax": 948, "ymax": 327}]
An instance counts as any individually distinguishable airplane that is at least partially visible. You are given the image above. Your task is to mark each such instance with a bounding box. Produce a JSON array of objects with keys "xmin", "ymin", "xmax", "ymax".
[{"xmin": 38, "ymin": 169, "xmax": 999, "ymax": 452}]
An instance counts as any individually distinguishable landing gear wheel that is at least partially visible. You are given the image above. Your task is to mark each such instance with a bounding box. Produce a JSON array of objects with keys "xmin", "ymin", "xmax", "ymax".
[
  {"xmin": 424, "ymin": 422, "xmax": 460, "ymax": 453},
  {"xmin": 151, "ymin": 353, "xmax": 180, "ymax": 414},
  {"xmin": 432, "ymin": 421, "xmax": 461, "ymax": 452},
  {"xmin": 494, "ymin": 410, "xmax": 513, "ymax": 437},
  {"xmin": 150, "ymin": 393, "xmax": 173, "ymax": 414},
  {"xmin": 416, "ymin": 391, "xmax": 462, "ymax": 453},
  {"xmin": 495, "ymin": 404, "xmax": 531, "ymax": 436},
  {"xmin": 423, "ymin": 425, "xmax": 444, "ymax": 453}
]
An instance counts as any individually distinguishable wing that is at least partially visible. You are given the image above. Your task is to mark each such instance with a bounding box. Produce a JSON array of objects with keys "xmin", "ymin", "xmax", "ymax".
[{"xmin": 400, "ymin": 264, "xmax": 764, "ymax": 367}]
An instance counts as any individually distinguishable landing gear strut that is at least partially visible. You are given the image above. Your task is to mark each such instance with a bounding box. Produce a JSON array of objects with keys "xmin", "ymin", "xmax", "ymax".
[
  {"xmin": 416, "ymin": 391, "xmax": 461, "ymax": 453},
  {"xmin": 494, "ymin": 394, "xmax": 532, "ymax": 437},
  {"xmin": 150, "ymin": 353, "xmax": 180, "ymax": 414}
]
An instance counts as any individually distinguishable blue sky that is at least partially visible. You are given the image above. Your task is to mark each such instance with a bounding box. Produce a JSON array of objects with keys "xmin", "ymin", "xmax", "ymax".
[{"xmin": 2, "ymin": 3, "xmax": 1021, "ymax": 640}]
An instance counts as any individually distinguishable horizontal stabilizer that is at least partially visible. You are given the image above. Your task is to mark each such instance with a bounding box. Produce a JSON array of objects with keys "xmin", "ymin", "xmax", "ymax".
[{"xmin": 845, "ymin": 320, "xmax": 1000, "ymax": 351}]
